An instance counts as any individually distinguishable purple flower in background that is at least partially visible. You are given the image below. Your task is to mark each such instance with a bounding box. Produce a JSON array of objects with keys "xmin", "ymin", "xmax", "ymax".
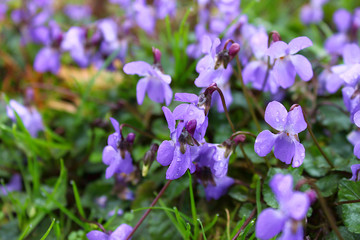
[
  {"xmin": 102, "ymin": 118, "xmax": 134, "ymax": 179},
  {"xmin": 87, "ymin": 223, "xmax": 133, "ymax": 240},
  {"xmin": 7, "ymin": 100, "xmax": 44, "ymax": 137},
  {"xmin": 331, "ymin": 43, "xmax": 360, "ymax": 85},
  {"xmin": 350, "ymin": 164, "xmax": 360, "ymax": 181},
  {"xmin": 123, "ymin": 48, "xmax": 172, "ymax": 106},
  {"xmin": 254, "ymin": 101, "xmax": 307, "ymax": 167},
  {"xmin": 342, "ymin": 86, "xmax": 360, "ymax": 122},
  {"xmin": 266, "ymin": 36, "xmax": 313, "ymax": 88},
  {"xmin": 156, "ymin": 107, "xmax": 198, "ymax": 180},
  {"xmin": 300, "ymin": 0, "xmax": 328, "ymax": 25},
  {"xmin": 133, "ymin": 0, "xmax": 155, "ymax": 35},
  {"xmin": 0, "ymin": 174, "xmax": 22, "ymax": 196},
  {"xmin": 64, "ymin": 4, "xmax": 91, "ymax": 21},
  {"xmin": 155, "ymin": 0, "xmax": 176, "ymax": 19},
  {"xmin": 255, "ymin": 174, "xmax": 310, "ymax": 240},
  {"xmin": 243, "ymin": 30, "xmax": 279, "ymax": 94},
  {"xmin": 204, "ymin": 175, "xmax": 234, "ymax": 200},
  {"xmin": 318, "ymin": 68, "xmax": 344, "ymax": 94}
]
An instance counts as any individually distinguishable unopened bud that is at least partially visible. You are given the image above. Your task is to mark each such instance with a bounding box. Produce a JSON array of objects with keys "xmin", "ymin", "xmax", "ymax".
[
  {"xmin": 186, "ymin": 119, "xmax": 197, "ymax": 137},
  {"xmin": 152, "ymin": 47, "xmax": 162, "ymax": 65},
  {"xmin": 142, "ymin": 143, "xmax": 159, "ymax": 177},
  {"xmin": 229, "ymin": 43, "xmax": 240, "ymax": 60},
  {"xmin": 271, "ymin": 31, "xmax": 281, "ymax": 42},
  {"xmin": 233, "ymin": 134, "xmax": 246, "ymax": 143},
  {"xmin": 126, "ymin": 133, "xmax": 135, "ymax": 144}
]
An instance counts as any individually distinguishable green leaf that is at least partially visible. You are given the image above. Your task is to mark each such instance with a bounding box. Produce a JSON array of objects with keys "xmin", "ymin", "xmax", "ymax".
[
  {"xmin": 316, "ymin": 174, "xmax": 342, "ymax": 197},
  {"xmin": 338, "ymin": 180, "xmax": 360, "ymax": 234}
]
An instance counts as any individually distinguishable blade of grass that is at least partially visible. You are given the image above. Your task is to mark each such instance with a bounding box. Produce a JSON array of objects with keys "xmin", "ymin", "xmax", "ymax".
[
  {"xmin": 197, "ymin": 219, "xmax": 207, "ymax": 240},
  {"xmin": 40, "ymin": 219, "xmax": 56, "ymax": 240},
  {"xmin": 187, "ymin": 171, "xmax": 199, "ymax": 240},
  {"xmin": 71, "ymin": 180, "xmax": 85, "ymax": 218}
]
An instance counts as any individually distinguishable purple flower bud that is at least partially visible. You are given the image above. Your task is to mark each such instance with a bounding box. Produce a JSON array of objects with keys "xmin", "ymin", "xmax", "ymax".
[
  {"xmin": 186, "ymin": 119, "xmax": 197, "ymax": 137},
  {"xmin": 306, "ymin": 190, "xmax": 317, "ymax": 204},
  {"xmin": 271, "ymin": 31, "xmax": 281, "ymax": 42},
  {"xmin": 152, "ymin": 47, "xmax": 162, "ymax": 65},
  {"xmin": 233, "ymin": 134, "xmax": 246, "ymax": 143},
  {"xmin": 126, "ymin": 133, "xmax": 136, "ymax": 144},
  {"xmin": 229, "ymin": 43, "xmax": 240, "ymax": 59}
]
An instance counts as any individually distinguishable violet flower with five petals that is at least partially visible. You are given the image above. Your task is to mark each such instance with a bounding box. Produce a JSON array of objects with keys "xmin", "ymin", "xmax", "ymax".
[
  {"xmin": 123, "ymin": 48, "xmax": 172, "ymax": 106},
  {"xmin": 255, "ymin": 174, "xmax": 310, "ymax": 240},
  {"xmin": 266, "ymin": 36, "xmax": 313, "ymax": 89},
  {"xmin": 254, "ymin": 101, "xmax": 307, "ymax": 167}
]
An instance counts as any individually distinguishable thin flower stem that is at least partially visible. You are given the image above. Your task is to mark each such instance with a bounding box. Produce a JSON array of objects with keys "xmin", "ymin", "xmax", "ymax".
[
  {"xmin": 125, "ymin": 180, "xmax": 172, "ymax": 240},
  {"xmin": 230, "ymin": 131, "xmax": 257, "ymax": 139},
  {"xmin": 120, "ymin": 123, "xmax": 162, "ymax": 141},
  {"xmin": 231, "ymin": 208, "xmax": 257, "ymax": 240},
  {"xmin": 308, "ymin": 182, "xmax": 344, "ymax": 240},
  {"xmin": 215, "ymin": 87, "xmax": 236, "ymax": 132},
  {"xmin": 235, "ymin": 57, "xmax": 261, "ymax": 132},
  {"xmin": 335, "ymin": 199, "xmax": 360, "ymax": 205},
  {"xmin": 302, "ymin": 109, "xmax": 335, "ymax": 169}
]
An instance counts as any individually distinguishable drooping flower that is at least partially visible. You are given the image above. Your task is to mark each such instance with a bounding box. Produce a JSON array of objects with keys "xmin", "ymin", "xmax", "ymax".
[
  {"xmin": 255, "ymin": 174, "xmax": 310, "ymax": 240},
  {"xmin": 254, "ymin": 101, "xmax": 307, "ymax": 167},
  {"xmin": 266, "ymin": 36, "xmax": 313, "ymax": 89},
  {"xmin": 350, "ymin": 164, "xmax": 360, "ymax": 181},
  {"xmin": 102, "ymin": 118, "xmax": 134, "ymax": 179},
  {"xmin": 123, "ymin": 48, "xmax": 172, "ymax": 106},
  {"xmin": 0, "ymin": 174, "xmax": 22, "ymax": 196},
  {"xmin": 6, "ymin": 99, "xmax": 44, "ymax": 137},
  {"xmin": 87, "ymin": 223, "xmax": 133, "ymax": 240},
  {"xmin": 203, "ymin": 175, "xmax": 234, "ymax": 201}
]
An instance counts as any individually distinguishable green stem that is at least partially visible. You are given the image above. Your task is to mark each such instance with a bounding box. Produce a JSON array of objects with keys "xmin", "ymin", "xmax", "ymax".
[
  {"xmin": 302, "ymin": 109, "xmax": 335, "ymax": 168},
  {"xmin": 235, "ymin": 57, "xmax": 261, "ymax": 132},
  {"xmin": 188, "ymin": 171, "xmax": 199, "ymax": 240},
  {"xmin": 335, "ymin": 199, "xmax": 360, "ymax": 205}
]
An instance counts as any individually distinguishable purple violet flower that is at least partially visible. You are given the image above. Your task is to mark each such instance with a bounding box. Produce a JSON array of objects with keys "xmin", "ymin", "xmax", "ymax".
[
  {"xmin": 347, "ymin": 130, "xmax": 360, "ymax": 159},
  {"xmin": 266, "ymin": 36, "xmax": 313, "ymax": 89},
  {"xmin": 102, "ymin": 118, "xmax": 134, "ymax": 179},
  {"xmin": 204, "ymin": 175, "xmax": 234, "ymax": 201},
  {"xmin": 87, "ymin": 223, "xmax": 133, "ymax": 240},
  {"xmin": 331, "ymin": 43, "xmax": 360, "ymax": 86},
  {"xmin": 133, "ymin": 0, "xmax": 155, "ymax": 35},
  {"xmin": 0, "ymin": 174, "xmax": 22, "ymax": 196},
  {"xmin": 123, "ymin": 48, "xmax": 173, "ymax": 106},
  {"xmin": 156, "ymin": 107, "xmax": 198, "ymax": 180},
  {"xmin": 254, "ymin": 101, "xmax": 307, "ymax": 167},
  {"xmin": 342, "ymin": 86, "xmax": 360, "ymax": 122},
  {"xmin": 350, "ymin": 164, "xmax": 360, "ymax": 181},
  {"xmin": 300, "ymin": 0, "xmax": 328, "ymax": 25},
  {"xmin": 6, "ymin": 99, "xmax": 44, "ymax": 137},
  {"xmin": 255, "ymin": 174, "xmax": 310, "ymax": 240},
  {"xmin": 64, "ymin": 4, "xmax": 91, "ymax": 21}
]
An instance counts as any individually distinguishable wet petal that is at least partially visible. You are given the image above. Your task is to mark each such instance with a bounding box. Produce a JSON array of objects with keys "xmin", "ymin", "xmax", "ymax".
[
  {"xmin": 173, "ymin": 104, "xmax": 189, "ymax": 120},
  {"xmin": 286, "ymin": 105, "xmax": 307, "ymax": 134},
  {"xmin": 354, "ymin": 111, "xmax": 360, "ymax": 128},
  {"xmin": 123, "ymin": 61, "xmax": 153, "ymax": 76},
  {"xmin": 274, "ymin": 133, "xmax": 296, "ymax": 164},
  {"xmin": 254, "ymin": 130, "xmax": 277, "ymax": 157},
  {"xmin": 162, "ymin": 107, "xmax": 175, "ymax": 133},
  {"xmin": 273, "ymin": 59, "xmax": 296, "ymax": 89},
  {"xmin": 255, "ymin": 208, "xmax": 286, "ymax": 240},
  {"xmin": 136, "ymin": 77, "xmax": 149, "ymax": 105},
  {"xmin": 157, "ymin": 140, "xmax": 175, "ymax": 166},
  {"xmin": 110, "ymin": 117, "xmax": 120, "ymax": 135},
  {"xmin": 292, "ymin": 142, "xmax": 305, "ymax": 167},
  {"xmin": 196, "ymin": 55, "xmax": 214, "ymax": 73},
  {"xmin": 166, "ymin": 146, "xmax": 192, "ymax": 180},
  {"xmin": 290, "ymin": 54, "xmax": 313, "ymax": 81},
  {"xmin": 288, "ymin": 36, "xmax": 312, "ymax": 55},
  {"xmin": 265, "ymin": 101, "xmax": 288, "ymax": 131}
]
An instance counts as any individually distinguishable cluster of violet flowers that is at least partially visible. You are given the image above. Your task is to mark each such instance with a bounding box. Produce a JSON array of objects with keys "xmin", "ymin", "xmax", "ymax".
[{"xmin": 4, "ymin": 0, "xmax": 360, "ymax": 239}]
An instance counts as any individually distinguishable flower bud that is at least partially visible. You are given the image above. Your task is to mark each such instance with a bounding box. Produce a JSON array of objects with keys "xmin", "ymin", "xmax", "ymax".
[
  {"xmin": 142, "ymin": 143, "xmax": 159, "ymax": 177},
  {"xmin": 126, "ymin": 133, "xmax": 135, "ymax": 144},
  {"xmin": 186, "ymin": 119, "xmax": 197, "ymax": 137},
  {"xmin": 229, "ymin": 43, "xmax": 240, "ymax": 60},
  {"xmin": 233, "ymin": 134, "xmax": 246, "ymax": 143},
  {"xmin": 306, "ymin": 190, "xmax": 317, "ymax": 204},
  {"xmin": 271, "ymin": 31, "xmax": 281, "ymax": 42},
  {"xmin": 152, "ymin": 47, "xmax": 162, "ymax": 65}
]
